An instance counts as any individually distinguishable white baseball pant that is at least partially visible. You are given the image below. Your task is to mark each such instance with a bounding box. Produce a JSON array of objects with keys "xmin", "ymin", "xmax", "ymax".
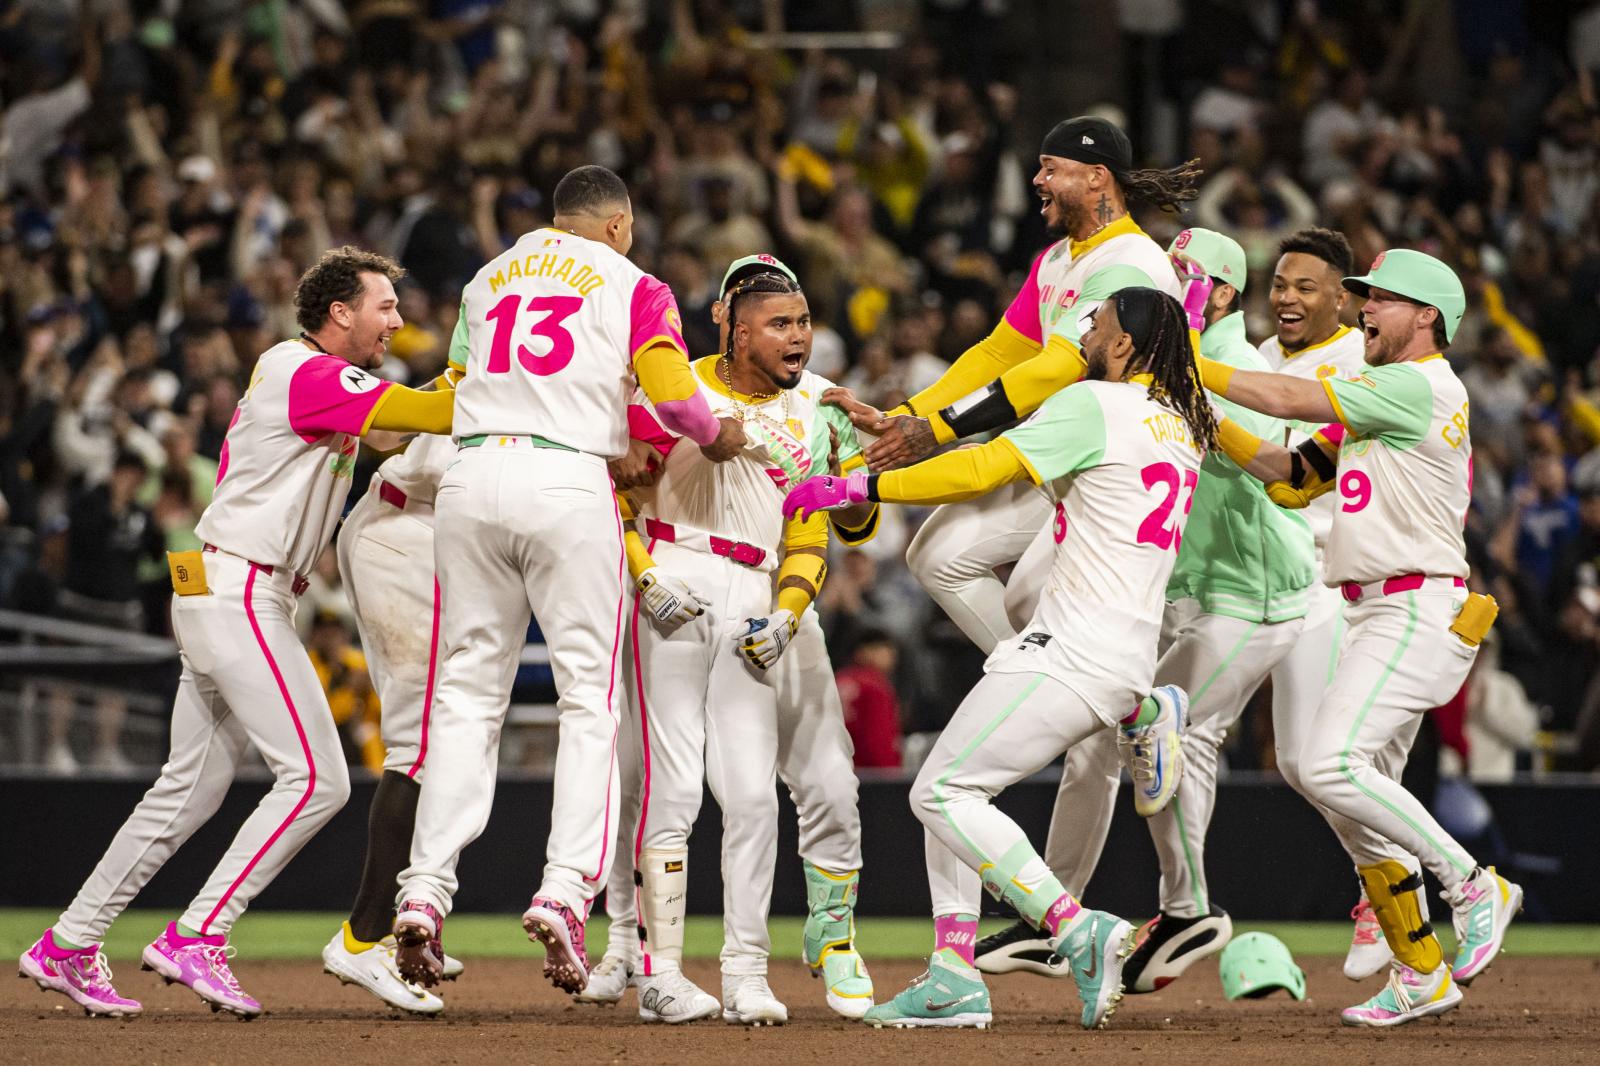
[
  {"xmin": 336, "ymin": 478, "xmax": 440, "ymax": 779},
  {"xmin": 601, "ymin": 606, "xmax": 863, "ymax": 959},
  {"xmin": 1297, "ymin": 585, "xmax": 1479, "ymax": 890},
  {"xmin": 55, "ymin": 549, "xmax": 351, "ymax": 944},
  {"xmin": 398, "ymin": 441, "xmax": 625, "ymax": 917}
]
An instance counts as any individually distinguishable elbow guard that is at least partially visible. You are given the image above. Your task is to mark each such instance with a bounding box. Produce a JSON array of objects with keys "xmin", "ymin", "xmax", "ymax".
[{"xmin": 938, "ymin": 381, "xmax": 1019, "ymax": 440}]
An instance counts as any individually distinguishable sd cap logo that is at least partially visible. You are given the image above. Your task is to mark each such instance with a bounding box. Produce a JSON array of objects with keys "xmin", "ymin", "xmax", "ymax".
[
  {"xmin": 1174, "ymin": 230, "xmax": 1193, "ymax": 249},
  {"xmin": 1370, "ymin": 251, "xmax": 1387, "ymax": 270}
]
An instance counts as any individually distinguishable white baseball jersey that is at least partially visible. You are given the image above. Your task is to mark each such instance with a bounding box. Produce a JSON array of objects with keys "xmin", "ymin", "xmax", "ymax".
[
  {"xmin": 632, "ymin": 359, "xmax": 863, "ymax": 554},
  {"xmin": 1321, "ymin": 356, "xmax": 1471, "ymax": 585},
  {"xmin": 446, "ymin": 227, "xmax": 687, "ymax": 457},
  {"xmin": 373, "ymin": 430, "xmax": 455, "ymax": 507},
  {"xmin": 195, "ymin": 340, "xmax": 393, "ymax": 576},
  {"xmin": 1258, "ymin": 324, "xmax": 1366, "ymax": 549},
  {"xmin": 988, "ymin": 378, "xmax": 1205, "ymax": 701}
]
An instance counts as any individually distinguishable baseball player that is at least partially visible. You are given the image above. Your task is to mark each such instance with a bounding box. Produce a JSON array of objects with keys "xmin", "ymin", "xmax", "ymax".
[
  {"xmin": 19, "ymin": 248, "xmax": 455, "ymax": 1018},
  {"xmin": 319, "ymin": 429, "xmax": 462, "ymax": 1014},
  {"xmin": 786, "ymin": 286, "xmax": 1213, "ymax": 1030},
  {"xmin": 580, "ymin": 255, "xmax": 874, "ymax": 1022},
  {"xmin": 392, "ymin": 166, "xmax": 740, "ymax": 993},
  {"xmin": 598, "ymin": 269, "xmax": 872, "ymax": 1025},
  {"xmin": 1197, "ymin": 248, "xmax": 1522, "ymax": 1026},
  {"xmin": 975, "ymin": 230, "xmax": 1317, "ymax": 991},
  {"xmin": 1255, "ymin": 228, "xmax": 1423, "ymax": 980}
]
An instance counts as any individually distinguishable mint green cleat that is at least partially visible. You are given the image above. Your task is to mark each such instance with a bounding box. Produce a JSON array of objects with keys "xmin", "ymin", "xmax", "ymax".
[
  {"xmin": 862, "ymin": 949, "xmax": 991, "ymax": 1029},
  {"xmin": 1053, "ymin": 911, "xmax": 1135, "ymax": 1029},
  {"xmin": 802, "ymin": 862, "xmax": 874, "ymax": 1019}
]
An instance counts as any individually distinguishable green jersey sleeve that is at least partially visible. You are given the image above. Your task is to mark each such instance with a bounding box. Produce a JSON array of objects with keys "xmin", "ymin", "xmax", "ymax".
[
  {"xmin": 1045, "ymin": 263, "xmax": 1161, "ymax": 348},
  {"xmin": 1002, "ymin": 384, "xmax": 1106, "ymax": 482},
  {"xmin": 447, "ymin": 299, "xmax": 470, "ymax": 371},
  {"xmin": 1324, "ymin": 362, "xmax": 1433, "ymax": 447}
]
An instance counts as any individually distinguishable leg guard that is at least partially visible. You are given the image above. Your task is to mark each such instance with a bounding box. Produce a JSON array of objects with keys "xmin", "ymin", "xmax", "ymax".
[
  {"xmin": 638, "ymin": 848, "xmax": 688, "ymax": 975},
  {"xmin": 802, "ymin": 862, "xmax": 859, "ymax": 968},
  {"xmin": 1358, "ymin": 860, "xmax": 1442, "ymax": 974},
  {"xmin": 980, "ymin": 838, "xmax": 1058, "ymax": 929}
]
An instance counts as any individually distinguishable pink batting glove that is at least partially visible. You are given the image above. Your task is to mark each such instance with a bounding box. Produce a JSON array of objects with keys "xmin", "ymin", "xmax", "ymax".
[
  {"xmin": 1171, "ymin": 253, "xmax": 1214, "ymax": 332},
  {"xmin": 783, "ymin": 470, "xmax": 870, "ymax": 520}
]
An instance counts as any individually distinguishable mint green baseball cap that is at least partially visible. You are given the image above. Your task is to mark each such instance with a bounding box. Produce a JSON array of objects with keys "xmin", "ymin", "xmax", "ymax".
[
  {"xmin": 1219, "ymin": 932, "xmax": 1306, "ymax": 1000},
  {"xmin": 721, "ymin": 253, "xmax": 798, "ymax": 296},
  {"xmin": 1342, "ymin": 248, "xmax": 1466, "ymax": 342},
  {"xmin": 1170, "ymin": 227, "xmax": 1248, "ymax": 293}
]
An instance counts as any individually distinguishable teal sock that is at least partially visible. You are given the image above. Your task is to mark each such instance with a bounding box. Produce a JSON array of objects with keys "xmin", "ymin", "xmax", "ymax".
[
  {"xmin": 54, "ymin": 933, "xmax": 88, "ymax": 951},
  {"xmin": 1119, "ymin": 695, "xmax": 1159, "ymax": 729},
  {"xmin": 177, "ymin": 922, "xmax": 205, "ymax": 940}
]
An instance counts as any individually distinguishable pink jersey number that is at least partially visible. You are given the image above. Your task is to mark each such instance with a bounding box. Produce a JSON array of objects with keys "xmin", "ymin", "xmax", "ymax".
[
  {"xmin": 1052, "ymin": 500, "xmax": 1068, "ymax": 543},
  {"xmin": 1137, "ymin": 462, "xmax": 1198, "ymax": 552},
  {"xmin": 1340, "ymin": 469, "xmax": 1372, "ymax": 512},
  {"xmin": 485, "ymin": 294, "xmax": 584, "ymax": 376}
]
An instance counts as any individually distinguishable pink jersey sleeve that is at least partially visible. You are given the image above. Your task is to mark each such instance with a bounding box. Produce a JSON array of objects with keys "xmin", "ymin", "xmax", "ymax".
[
  {"xmin": 628, "ymin": 403, "xmax": 679, "ymax": 458},
  {"xmin": 287, "ymin": 355, "xmax": 394, "ymax": 441},
  {"xmin": 1001, "ymin": 248, "xmax": 1050, "ymax": 345},
  {"xmin": 629, "ymin": 275, "xmax": 689, "ymax": 358}
]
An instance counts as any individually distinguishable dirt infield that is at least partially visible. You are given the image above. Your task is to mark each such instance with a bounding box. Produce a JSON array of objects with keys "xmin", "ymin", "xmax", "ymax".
[{"xmin": 7, "ymin": 956, "xmax": 1595, "ymax": 1065}]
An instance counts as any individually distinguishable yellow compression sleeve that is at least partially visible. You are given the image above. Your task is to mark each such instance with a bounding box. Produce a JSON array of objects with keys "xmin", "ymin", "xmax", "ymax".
[
  {"xmin": 1215, "ymin": 416, "xmax": 1266, "ymax": 469},
  {"xmin": 873, "ymin": 438, "xmax": 1033, "ymax": 505},
  {"xmin": 891, "ymin": 320, "xmax": 1041, "ymax": 419},
  {"xmin": 363, "ymin": 386, "xmax": 454, "ymax": 435},
  {"xmin": 634, "ymin": 342, "xmax": 698, "ymax": 404},
  {"xmin": 924, "ymin": 334, "xmax": 1087, "ymax": 444},
  {"xmin": 615, "ymin": 493, "xmax": 657, "ymax": 581},
  {"xmin": 776, "ymin": 510, "xmax": 830, "ymax": 616}
]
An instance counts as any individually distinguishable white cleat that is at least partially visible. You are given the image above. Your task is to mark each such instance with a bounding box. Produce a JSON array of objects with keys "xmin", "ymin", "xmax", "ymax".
[
  {"xmin": 573, "ymin": 953, "xmax": 634, "ymax": 1005},
  {"xmin": 636, "ymin": 967, "xmax": 721, "ymax": 1024},
  {"xmin": 1344, "ymin": 897, "xmax": 1393, "ymax": 980},
  {"xmin": 1121, "ymin": 685, "xmax": 1187, "ymax": 817},
  {"xmin": 441, "ymin": 952, "xmax": 464, "ymax": 980},
  {"xmin": 322, "ymin": 929, "xmax": 443, "ymax": 1015},
  {"xmin": 722, "ymin": 974, "xmax": 788, "ymax": 1026}
]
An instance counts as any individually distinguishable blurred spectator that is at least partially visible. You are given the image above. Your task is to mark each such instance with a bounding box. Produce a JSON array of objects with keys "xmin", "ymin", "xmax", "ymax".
[
  {"xmin": 1463, "ymin": 632, "xmax": 1541, "ymax": 782},
  {"xmin": 836, "ymin": 629, "xmax": 903, "ymax": 770},
  {"xmin": 308, "ymin": 610, "xmax": 384, "ymax": 775},
  {"xmin": 60, "ymin": 450, "xmax": 163, "ymax": 631},
  {"xmin": 1509, "ymin": 452, "xmax": 1580, "ymax": 602}
]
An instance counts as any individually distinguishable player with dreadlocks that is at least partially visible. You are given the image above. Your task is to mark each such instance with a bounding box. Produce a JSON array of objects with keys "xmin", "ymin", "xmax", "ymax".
[
  {"xmin": 784, "ymin": 286, "xmax": 1210, "ymax": 1030},
  {"xmin": 601, "ymin": 265, "xmax": 874, "ymax": 1026}
]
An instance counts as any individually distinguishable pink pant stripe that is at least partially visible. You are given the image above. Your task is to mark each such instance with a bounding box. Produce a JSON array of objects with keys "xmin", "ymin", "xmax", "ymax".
[
  {"xmin": 407, "ymin": 578, "xmax": 442, "ymax": 779},
  {"xmin": 200, "ymin": 564, "xmax": 317, "ymax": 934},
  {"xmin": 584, "ymin": 492, "xmax": 628, "ymax": 884},
  {"xmin": 630, "ymin": 536, "xmax": 658, "ymax": 976}
]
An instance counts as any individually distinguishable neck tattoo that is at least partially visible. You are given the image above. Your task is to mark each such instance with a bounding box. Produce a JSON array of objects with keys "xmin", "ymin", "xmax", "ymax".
[{"xmin": 1095, "ymin": 194, "xmax": 1113, "ymax": 226}]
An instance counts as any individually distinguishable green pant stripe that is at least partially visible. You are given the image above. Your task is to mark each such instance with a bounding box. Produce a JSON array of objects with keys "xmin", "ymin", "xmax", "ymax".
[
  {"xmin": 1171, "ymin": 795, "xmax": 1207, "ymax": 913},
  {"xmin": 932, "ymin": 673, "xmax": 1046, "ymax": 867},
  {"xmin": 1336, "ymin": 594, "xmax": 1471, "ymax": 877},
  {"xmin": 1324, "ymin": 609, "xmax": 1346, "ymax": 686}
]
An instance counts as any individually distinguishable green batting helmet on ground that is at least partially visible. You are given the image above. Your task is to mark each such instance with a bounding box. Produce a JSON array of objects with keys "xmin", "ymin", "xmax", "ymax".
[
  {"xmin": 1219, "ymin": 932, "xmax": 1306, "ymax": 1000},
  {"xmin": 1342, "ymin": 248, "xmax": 1466, "ymax": 342}
]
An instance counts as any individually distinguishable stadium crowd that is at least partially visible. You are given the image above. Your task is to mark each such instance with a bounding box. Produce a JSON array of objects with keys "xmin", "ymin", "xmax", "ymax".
[{"xmin": 2, "ymin": 0, "xmax": 1599, "ymax": 777}]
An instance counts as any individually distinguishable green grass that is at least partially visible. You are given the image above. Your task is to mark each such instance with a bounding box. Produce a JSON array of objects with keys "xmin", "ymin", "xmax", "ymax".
[{"xmin": 4, "ymin": 910, "xmax": 1598, "ymax": 962}]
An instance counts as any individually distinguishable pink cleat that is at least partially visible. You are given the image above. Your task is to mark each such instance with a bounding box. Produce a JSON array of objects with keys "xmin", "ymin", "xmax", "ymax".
[
  {"xmin": 522, "ymin": 896, "xmax": 589, "ymax": 993},
  {"xmin": 141, "ymin": 922, "xmax": 262, "ymax": 1018},
  {"xmin": 18, "ymin": 929, "xmax": 142, "ymax": 1017},
  {"xmin": 392, "ymin": 900, "xmax": 446, "ymax": 988}
]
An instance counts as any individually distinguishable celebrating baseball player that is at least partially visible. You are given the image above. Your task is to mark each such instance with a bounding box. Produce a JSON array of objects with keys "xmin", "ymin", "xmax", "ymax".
[
  {"xmin": 786, "ymin": 286, "xmax": 1213, "ymax": 1030},
  {"xmin": 318, "ymin": 429, "xmax": 462, "ymax": 1014},
  {"xmin": 591, "ymin": 267, "xmax": 871, "ymax": 1025},
  {"xmin": 391, "ymin": 166, "xmax": 739, "ymax": 993},
  {"xmin": 579, "ymin": 255, "xmax": 874, "ymax": 1022},
  {"xmin": 1196, "ymin": 248, "xmax": 1522, "ymax": 1026},
  {"xmin": 20, "ymin": 248, "xmax": 456, "ymax": 1018},
  {"xmin": 976, "ymin": 229, "xmax": 1318, "ymax": 991}
]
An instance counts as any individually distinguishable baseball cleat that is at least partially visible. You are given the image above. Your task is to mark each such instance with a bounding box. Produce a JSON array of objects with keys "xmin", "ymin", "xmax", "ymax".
[
  {"xmin": 973, "ymin": 918, "xmax": 1070, "ymax": 978},
  {"xmin": 1447, "ymin": 866, "xmax": 1523, "ymax": 985},
  {"xmin": 636, "ymin": 967, "xmax": 720, "ymax": 1024},
  {"xmin": 802, "ymin": 863, "xmax": 873, "ymax": 1018},
  {"xmin": 1122, "ymin": 905, "xmax": 1232, "ymax": 993},
  {"xmin": 321, "ymin": 925, "xmax": 443, "ymax": 1015},
  {"xmin": 1054, "ymin": 910, "xmax": 1134, "ymax": 1029},
  {"xmin": 19, "ymin": 929, "xmax": 142, "ymax": 1017},
  {"xmin": 522, "ymin": 896, "xmax": 589, "ymax": 993},
  {"xmin": 1344, "ymin": 896, "xmax": 1392, "ymax": 980},
  {"xmin": 1122, "ymin": 685, "xmax": 1187, "ymax": 817},
  {"xmin": 861, "ymin": 948, "xmax": 991, "ymax": 1029},
  {"xmin": 441, "ymin": 952, "xmax": 465, "ymax": 981},
  {"xmin": 392, "ymin": 900, "xmax": 446, "ymax": 987},
  {"xmin": 722, "ymin": 974, "xmax": 788, "ymax": 1026},
  {"xmin": 141, "ymin": 922, "xmax": 262, "ymax": 1018},
  {"xmin": 573, "ymin": 952, "xmax": 634, "ymax": 1005},
  {"xmin": 1340, "ymin": 964, "xmax": 1461, "ymax": 1027}
]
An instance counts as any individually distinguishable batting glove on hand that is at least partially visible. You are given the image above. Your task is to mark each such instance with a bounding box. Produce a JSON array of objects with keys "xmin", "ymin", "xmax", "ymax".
[
  {"xmin": 636, "ymin": 568, "xmax": 709, "ymax": 630},
  {"xmin": 1171, "ymin": 252, "xmax": 1214, "ymax": 332},
  {"xmin": 733, "ymin": 609, "xmax": 798, "ymax": 669},
  {"xmin": 783, "ymin": 470, "xmax": 870, "ymax": 521}
]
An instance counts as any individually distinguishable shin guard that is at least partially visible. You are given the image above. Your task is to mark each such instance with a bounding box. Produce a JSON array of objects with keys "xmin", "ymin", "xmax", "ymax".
[
  {"xmin": 637, "ymin": 848, "xmax": 688, "ymax": 976},
  {"xmin": 1359, "ymin": 860, "xmax": 1443, "ymax": 974}
]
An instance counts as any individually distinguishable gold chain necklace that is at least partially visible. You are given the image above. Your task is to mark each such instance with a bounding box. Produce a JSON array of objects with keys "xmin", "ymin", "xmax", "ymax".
[{"xmin": 718, "ymin": 355, "xmax": 791, "ymax": 424}]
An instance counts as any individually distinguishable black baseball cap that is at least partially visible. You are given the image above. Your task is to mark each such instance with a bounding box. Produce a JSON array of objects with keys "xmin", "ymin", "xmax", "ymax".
[{"xmin": 1040, "ymin": 116, "xmax": 1133, "ymax": 176}]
